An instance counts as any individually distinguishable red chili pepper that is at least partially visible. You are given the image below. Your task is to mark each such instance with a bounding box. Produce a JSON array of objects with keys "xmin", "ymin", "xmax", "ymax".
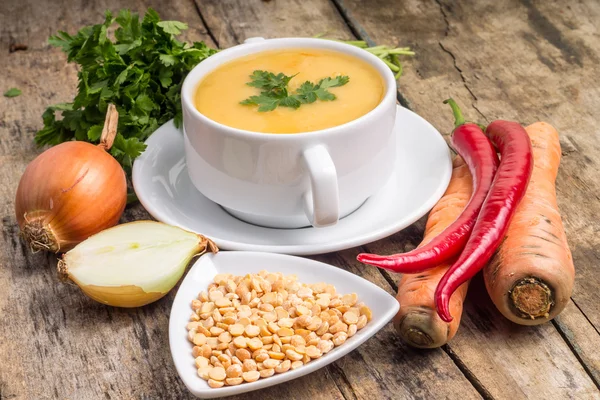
[
  {"xmin": 357, "ymin": 99, "xmax": 499, "ymax": 273},
  {"xmin": 435, "ymin": 120, "xmax": 534, "ymax": 322}
]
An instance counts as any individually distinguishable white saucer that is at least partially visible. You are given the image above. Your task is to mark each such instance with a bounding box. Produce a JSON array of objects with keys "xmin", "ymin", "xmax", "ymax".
[{"xmin": 132, "ymin": 106, "xmax": 451, "ymax": 255}]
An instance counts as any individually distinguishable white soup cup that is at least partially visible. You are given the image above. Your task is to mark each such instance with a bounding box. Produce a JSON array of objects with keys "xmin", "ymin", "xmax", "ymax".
[{"xmin": 181, "ymin": 37, "xmax": 397, "ymax": 229}]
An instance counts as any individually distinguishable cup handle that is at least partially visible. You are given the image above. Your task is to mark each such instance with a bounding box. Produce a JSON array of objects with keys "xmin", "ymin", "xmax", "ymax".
[{"xmin": 301, "ymin": 145, "xmax": 339, "ymax": 228}]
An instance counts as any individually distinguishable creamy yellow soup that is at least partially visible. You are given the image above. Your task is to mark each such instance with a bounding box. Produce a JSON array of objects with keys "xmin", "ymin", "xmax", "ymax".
[{"xmin": 194, "ymin": 49, "xmax": 385, "ymax": 133}]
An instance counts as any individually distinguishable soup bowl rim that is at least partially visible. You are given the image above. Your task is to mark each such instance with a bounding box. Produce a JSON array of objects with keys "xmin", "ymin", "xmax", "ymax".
[{"xmin": 181, "ymin": 37, "xmax": 398, "ymax": 139}]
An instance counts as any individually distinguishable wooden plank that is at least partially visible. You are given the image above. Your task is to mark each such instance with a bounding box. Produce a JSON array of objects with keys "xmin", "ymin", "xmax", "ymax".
[
  {"xmin": 331, "ymin": 0, "xmax": 479, "ymax": 131},
  {"xmin": 311, "ymin": 250, "xmax": 481, "ymax": 400},
  {"xmin": 336, "ymin": 0, "xmax": 600, "ymax": 395},
  {"xmin": 194, "ymin": 0, "xmax": 482, "ymax": 398},
  {"xmin": 3, "ymin": 0, "xmax": 599, "ymax": 399},
  {"xmin": 454, "ymin": 276, "xmax": 600, "ymax": 399},
  {"xmin": 367, "ymin": 245, "xmax": 600, "ymax": 399},
  {"xmin": 195, "ymin": 0, "xmax": 354, "ymax": 48},
  {"xmin": 0, "ymin": 1, "xmax": 340, "ymax": 400},
  {"xmin": 0, "ymin": 2, "xmax": 346, "ymax": 398},
  {"xmin": 524, "ymin": 0, "xmax": 600, "ymax": 338},
  {"xmin": 553, "ymin": 302, "xmax": 600, "ymax": 386},
  {"xmin": 0, "ymin": 1, "xmax": 466, "ymax": 399},
  {"xmin": 440, "ymin": 0, "xmax": 600, "ymax": 334}
]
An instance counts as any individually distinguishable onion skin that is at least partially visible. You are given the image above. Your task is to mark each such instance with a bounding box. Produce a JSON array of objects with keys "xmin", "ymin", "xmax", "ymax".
[
  {"xmin": 15, "ymin": 141, "xmax": 127, "ymax": 253},
  {"xmin": 74, "ymin": 283, "xmax": 166, "ymax": 308}
]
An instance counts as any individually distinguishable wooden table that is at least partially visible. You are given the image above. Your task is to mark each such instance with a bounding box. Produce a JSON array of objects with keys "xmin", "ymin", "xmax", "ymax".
[{"xmin": 1, "ymin": 0, "xmax": 600, "ymax": 399}]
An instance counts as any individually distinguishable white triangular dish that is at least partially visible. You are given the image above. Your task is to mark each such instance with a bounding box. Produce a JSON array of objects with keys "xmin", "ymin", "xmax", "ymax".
[
  {"xmin": 132, "ymin": 106, "xmax": 452, "ymax": 255},
  {"xmin": 169, "ymin": 251, "xmax": 399, "ymax": 399}
]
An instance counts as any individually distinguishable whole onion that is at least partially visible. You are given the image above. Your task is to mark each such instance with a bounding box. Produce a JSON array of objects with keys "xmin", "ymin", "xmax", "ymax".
[{"xmin": 15, "ymin": 105, "xmax": 127, "ymax": 253}]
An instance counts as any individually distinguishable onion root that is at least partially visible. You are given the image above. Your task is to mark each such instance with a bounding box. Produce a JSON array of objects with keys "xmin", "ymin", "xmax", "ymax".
[{"xmin": 21, "ymin": 215, "xmax": 59, "ymax": 253}]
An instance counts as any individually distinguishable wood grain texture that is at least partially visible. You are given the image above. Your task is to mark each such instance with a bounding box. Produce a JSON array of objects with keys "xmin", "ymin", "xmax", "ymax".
[
  {"xmin": 310, "ymin": 251, "xmax": 481, "ymax": 400},
  {"xmin": 2, "ymin": 0, "xmax": 600, "ymax": 399},
  {"xmin": 0, "ymin": 1, "xmax": 344, "ymax": 399},
  {"xmin": 553, "ymin": 302, "xmax": 600, "ymax": 387},
  {"xmin": 455, "ymin": 277, "xmax": 600, "ymax": 399},
  {"xmin": 337, "ymin": 0, "xmax": 600, "ymax": 396},
  {"xmin": 0, "ymin": 1, "xmax": 211, "ymax": 397},
  {"xmin": 195, "ymin": 0, "xmax": 354, "ymax": 48},
  {"xmin": 194, "ymin": 1, "xmax": 483, "ymax": 398}
]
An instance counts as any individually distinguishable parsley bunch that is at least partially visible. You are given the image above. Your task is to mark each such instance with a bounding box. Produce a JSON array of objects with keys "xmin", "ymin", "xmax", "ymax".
[
  {"xmin": 36, "ymin": 9, "xmax": 218, "ymax": 170},
  {"xmin": 240, "ymin": 70, "xmax": 349, "ymax": 112}
]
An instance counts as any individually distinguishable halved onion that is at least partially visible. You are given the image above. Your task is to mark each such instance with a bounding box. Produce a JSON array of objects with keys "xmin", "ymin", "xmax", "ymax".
[{"xmin": 58, "ymin": 221, "xmax": 218, "ymax": 307}]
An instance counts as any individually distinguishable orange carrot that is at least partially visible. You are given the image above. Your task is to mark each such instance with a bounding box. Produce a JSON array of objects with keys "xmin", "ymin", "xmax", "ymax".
[
  {"xmin": 484, "ymin": 122, "xmax": 574, "ymax": 325},
  {"xmin": 394, "ymin": 156, "xmax": 472, "ymax": 348}
]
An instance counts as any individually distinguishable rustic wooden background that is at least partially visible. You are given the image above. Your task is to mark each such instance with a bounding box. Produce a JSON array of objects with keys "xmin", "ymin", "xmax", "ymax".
[{"xmin": 1, "ymin": 0, "xmax": 599, "ymax": 399}]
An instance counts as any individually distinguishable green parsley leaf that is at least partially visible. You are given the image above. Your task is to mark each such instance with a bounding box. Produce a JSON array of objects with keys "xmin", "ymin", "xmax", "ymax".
[
  {"xmin": 314, "ymin": 87, "xmax": 336, "ymax": 101},
  {"xmin": 111, "ymin": 134, "xmax": 147, "ymax": 170},
  {"xmin": 246, "ymin": 70, "xmax": 297, "ymax": 92},
  {"xmin": 241, "ymin": 94, "xmax": 279, "ymax": 112},
  {"xmin": 159, "ymin": 54, "xmax": 178, "ymax": 66},
  {"xmin": 36, "ymin": 8, "xmax": 218, "ymax": 172},
  {"xmin": 278, "ymin": 96, "xmax": 302, "ymax": 109},
  {"xmin": 4, "ymin": 88, "xmax": 22, "ymax": 97},
  {"xmin": 318, "ymin": 75, "xmax": 349, "ymax": 89},
  {"xmin": 157, "ymin": 20, "xmax": 188, "ymax": 35},
  {"xmin": 87, "ymin": 124, "xmax": 104, "ymax": 141},
  {"xmin": 295, "ymin": 82, "xmax": 318, "ymax": 104},
  {"xmin": 240, "ymin": 71, "xmax": 349, "ymax": 112},
  {"xmin": 158, "ymin": 67, "xmax": 173, "ymax": 88},
  {"xmin": 48, "ymin": 31, "xmax": 73, "ymax": 52}
]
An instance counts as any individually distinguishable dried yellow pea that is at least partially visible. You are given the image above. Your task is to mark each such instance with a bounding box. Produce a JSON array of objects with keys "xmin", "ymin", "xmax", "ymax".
[
  {"xmin": 348, "ymin": 324, "xmax": 357, "ymax": 337},
  {"xmin": 242, "ymin": 370, "xmax": 260, "ymax": 383},
  {"xmin": 208, "ymin": 379, "xmax": 224, "ymax": 388},
  {"xmin": 226, "ymin": 377, "xmax": 243, "ymax": 386},
  {"xmin": 209, "ymin": 366, "xmax": 226, "ymax": 381},
  {"xmin": 242, "ymin": 358, "xmax": 257, "ymax": 372},
  {"xmin": 197, "ymin": 366, "xmax": 211, "ymax": 380},
  {"xmin": 233, "ymin": 336, "xmax": 247, "ymax": 348},
  {"xmin": 188, "ymin": 271, "xmax": 372, "ymax": 388},
  {"xmin": 291, "ymin": 361, "xmax": 303, "ymax": 370},
  {"xmin": 357, "ymin": 315, "xmax": 368, "ymax": 330},
  {"xmin": 263, "ymin": 358, "xmax": 280, "ymax": 369},
  {"xmin": 226, "ymin": 364, "xmax": 242, "ymax": 378},
  {"xmin": 305, "ymin": 345, "xmax": 322, "ymax": 359},
  {"xmin": 260, "ymin": 368, "xmax": 275, "ymax": 378}
]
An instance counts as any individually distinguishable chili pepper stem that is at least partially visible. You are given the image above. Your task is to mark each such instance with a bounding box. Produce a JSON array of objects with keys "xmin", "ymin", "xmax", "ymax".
[{"xmin": 443, "ymin": 98, "xmax": 466, "ymax": 128}]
